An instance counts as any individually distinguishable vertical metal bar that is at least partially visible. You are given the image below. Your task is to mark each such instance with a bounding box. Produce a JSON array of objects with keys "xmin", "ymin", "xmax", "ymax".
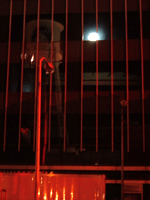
[
  {"xmin": 35, "ymin": 58, "xmax": 42, "ymax": 200},
  {"xmin": 48, "ymin": 0, "xmax": 54, "ymax": 152},
  {"xmin": 3, "ymin": 0, "xmax": 13, "ymax": 152},
  {"xmin": 35, "ymin": 58, "xmax": 54, "ymax": 199},
  {"xmin": 33, "ymin": 97, "xmax": 37, "ymax": 151},
  {"xmin": 110, "ymin": 0, "xmax": 114, "ymax": 152},
  {"xmin": 96, "ymin": 0, "xmax": 99, "ymax": 152},
  {"xmin": 33, "ymin": 0, "xmax": 40, "ymax": 152},
  {"xmin": 64, "ymin": 0, "xmax": 68, "ymax": 152},
  {"xmin": 18, "ymin": 0, "xmax": 26, "ymax": 152},
  {"xmin": 121, "ymin": 107, "xmax": 124, "ymax": 200},
  {"xmin": 42, "ymin": 84, "xmax": 48, "ymax": 165},
  {"xmin": 35, "ymin": 0, "xmax": 40, "ymax": 199},
  {"xmin": 48, "ymin": 73, "xmax": 53, "ymax": 152},
  {"xmin": 125, "ymin": 0, "xmax": 130, "ymax": 152},
  {"xmin": 80, "ymin": 0, "xmax": 84, "ymax": 152},
  {"xmin": 139, "ymin": 0, "xmax": 145, "ymax": 152}
]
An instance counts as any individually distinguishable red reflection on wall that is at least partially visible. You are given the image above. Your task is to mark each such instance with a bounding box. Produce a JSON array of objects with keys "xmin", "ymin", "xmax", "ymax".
[{"xmin": 21, "ymin": 128, "xmax": 29, "ymax": 139}]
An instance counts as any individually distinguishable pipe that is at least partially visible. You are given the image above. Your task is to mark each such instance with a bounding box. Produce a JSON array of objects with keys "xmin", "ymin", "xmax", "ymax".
[
  {"xmin": 64, "ymin": 0, "xmax": 68, "ymax": 152},
  {"xmin": 110, "ymin": 0, "xmax": 114, "ymax": 152},
  {"xmin": 80, "ymin": 0, "xmax": 84, "ymax": 152},
  {"xmin": 121, "ymin": 107, "xmax": 124, "ymax": 200},
  {"xmin": 139, "ymin": 0, "xmax": 145, "ymax": 152},
  {"xmin": 35, "ymin": 57, "xmax": 54, "ymax": 200},
  {"xmin": 18, "ymin": 0, "xmax": 27, "ymax": 152},
  {"xmin": 125, "ymin": 0, "xmax": 130, "ymax": 152},
  {"xmin": 96, "ymin": 0, "xmax": 99, "ymax": 152},
  {"xmin": 3, "ymin": 0, "xmax": 13, "ymax": 152}
]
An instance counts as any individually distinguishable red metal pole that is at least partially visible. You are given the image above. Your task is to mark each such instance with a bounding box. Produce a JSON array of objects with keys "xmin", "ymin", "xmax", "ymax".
[
  {"xmin": 42, "ymin": 87, "xmax": 48, "ymax": 165},
  {"xmin": 33, "ymin": 0, "xmax": 40, "ymax": 152},
  {"xmin": 48, "ymin": 0, "xmax": 54, "ymax": 152},
  {"xmin": 35, "ymin": 0, "xmax": 41, "ymax": 198},
  {"xmin": 3, "ymin": 0, "xmax": 13, "ymax": 152},
  {"xmin": 121, "ymin": 107, "xmax": 124, "ymax": 200},
  {"xmin": 139, "ymin": 0, "xmax": 145, "ymax": 152},
  {"xmin": 48, "ymin": 73, "xmax": 53, "ymax": 152},
  {"xmin": 110, "ymin": 0, "xmax": 114, "ymax": 152},
  {"xmin": 35, "ymin": 57, "xmax": 54, "ymax": 200},
  {"xmin": 80, "ymin": 0, "xmax": 84, "ymax": 152},
  {"xmin": 64, "ymin": 0, "xmax": 68, "ymax": 152},
  {"xmin": 120, "ymin": 100, "xmax": 127, "ymax": 200},
  {"xmin": 125, "ymin": 0, "xmax": 130, "ymax": 152},
  {"xmin": 35, "ymin": 59, "xmax": 42, "ymax": 200},
  {"xmin": 96, "ymin": 0, "xmax": 99, "ymax": 152},
  {"xmin": 18, "ymin": 0, "xmax": 27, "ymax": 152}
]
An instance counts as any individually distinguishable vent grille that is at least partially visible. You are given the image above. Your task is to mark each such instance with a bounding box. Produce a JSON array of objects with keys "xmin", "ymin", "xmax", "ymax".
[{"xmin": 124, "ymin": 184, "xmax": 143, "ymax": 194}]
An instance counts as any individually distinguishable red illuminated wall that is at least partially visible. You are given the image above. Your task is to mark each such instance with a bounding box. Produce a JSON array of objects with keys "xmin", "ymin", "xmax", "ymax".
[{"xmin": 0, "ymin": 173, "xmax": 105, "ymax": 200}]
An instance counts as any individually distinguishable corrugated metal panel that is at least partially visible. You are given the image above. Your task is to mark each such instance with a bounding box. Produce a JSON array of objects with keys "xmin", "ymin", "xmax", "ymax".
[{"xmin": 0, "ymin": 173, "xmax": 105, "ymax": 200}]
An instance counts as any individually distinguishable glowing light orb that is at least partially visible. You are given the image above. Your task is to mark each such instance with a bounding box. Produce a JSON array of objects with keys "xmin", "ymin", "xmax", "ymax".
[
  {"xmin": 31, "ymin": 55, "xmax": 34, "ymax": 63},
  {"xmin": 88, "ymin": 32, "xmax": 99, "ymax": 41}
]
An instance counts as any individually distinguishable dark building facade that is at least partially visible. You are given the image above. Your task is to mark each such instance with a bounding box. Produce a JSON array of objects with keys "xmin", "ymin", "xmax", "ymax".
[{"xmin": 0, "ymin": 0, "xmax": 150, "ymax": 199}]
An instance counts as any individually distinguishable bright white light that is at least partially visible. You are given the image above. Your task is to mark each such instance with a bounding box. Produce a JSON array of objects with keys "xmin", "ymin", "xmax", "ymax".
[
  {"xmin": 50, "ymin": 189, "xmax": 53, "ymax": 198},
  {"xmin": 88, "ymin": 32, "xmax": 99, "ymax": 41},
  {"xmin": 55, "ymin": 191, "xmax": 58, "ymax": 200},
  {"xmin": 31, "ymin": 55, "xmax": 34, "ymax": 63}
]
